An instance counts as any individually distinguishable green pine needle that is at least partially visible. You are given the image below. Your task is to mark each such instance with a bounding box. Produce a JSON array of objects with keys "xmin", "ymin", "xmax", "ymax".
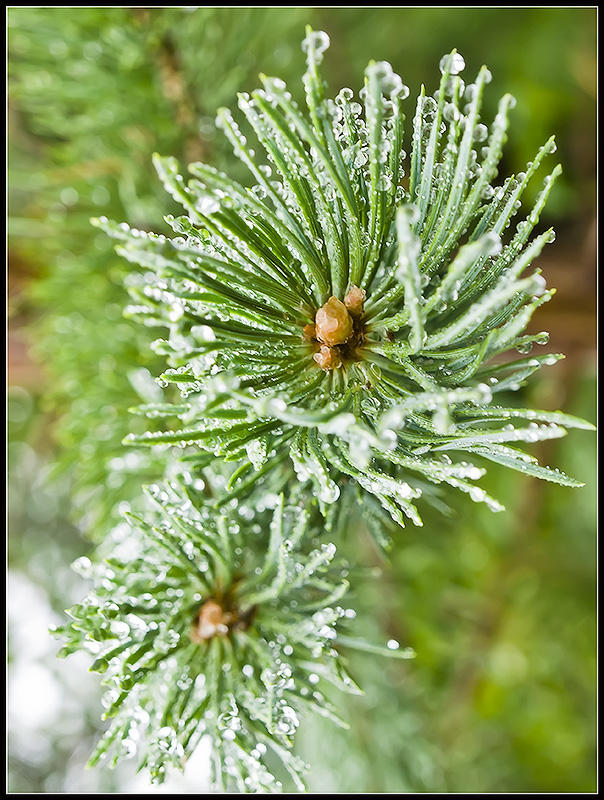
[
  {"xmin": 48, "ymin": 25, "xmax": 596, "ymax": 791},
  {"xmin": 53, "ymin": 473, "xmax": 406, "ymax": 791},
  {"xmin": 94, "ymin": 29, "xmax": 592, "ymax": 530}
]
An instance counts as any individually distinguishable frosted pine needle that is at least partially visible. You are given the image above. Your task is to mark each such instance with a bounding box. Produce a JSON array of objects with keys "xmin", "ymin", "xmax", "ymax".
[
  {"xmin": 94, "ymin": 27, "xmax": 593, "ymax": 530},
  {"xmin": 54, "ymin": 477, "xmax": 410, "ymax": 791}
]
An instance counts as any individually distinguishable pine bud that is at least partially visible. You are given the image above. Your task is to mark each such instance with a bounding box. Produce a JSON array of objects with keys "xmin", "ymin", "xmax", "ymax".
[
  {"xmin": 344, "ymin": 285, "xmax": 366, "ymax": 317},
  {"xmin": 313, "ymin": 344, "xmax": 342, "ymax": 370},
  {"xmin": 302, "ymin": 322, "xmax": 317, "ymax": 340},
  {"xmin": 191, "ymin": 599, "xmax": 232, "ymax": 642},
  {"xmin": 315, "ymin": 296, "xmax": 353, "ymax": 346}
]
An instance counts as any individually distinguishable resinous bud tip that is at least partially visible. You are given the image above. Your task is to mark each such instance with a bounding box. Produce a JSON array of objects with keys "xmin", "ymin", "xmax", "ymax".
[
  {"xmin": 344, "ymin": 285, "xmax": 366, "ymax": 317},
  {"xmin": 313, "ymin": 344, "xmax": 342, "ymax": 370},
  {"xmin": 315, "ymin": 296, "xmax": 353, "ymax": 346}
]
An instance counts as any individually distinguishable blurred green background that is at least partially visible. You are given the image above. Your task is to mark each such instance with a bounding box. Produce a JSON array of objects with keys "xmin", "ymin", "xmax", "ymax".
[{"xmin": 8, "ymin": 7, "xmax": 596, "ymax": 793}]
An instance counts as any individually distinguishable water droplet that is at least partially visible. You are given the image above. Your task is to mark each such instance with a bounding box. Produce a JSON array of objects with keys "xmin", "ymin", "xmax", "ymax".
[
  {"xmin": 482, "ymin": 231, "xmax": 502, "ymax": 256},
  {"xmin": 377, "ymin": 173, "xmax": 393, "ymax": 191},
  {"xmin": 72, "ymin": 556, "xmax": 92, "ymax": 575},
  {"xmin": 302, "ymin": 30, "xmax": 330, "ymax": 60},
  {"xmin": 473, "ymin": 123, "xmax": 488, "ymax": 142},
  {"xmin": 121, "ymin": 738, "xmax": 137, "ymax": 759},
  {"xmin": 336, "ymin": 87, "xmax": 354, "ymax": 105},
  {"xmin": 443, "ymin": 102, "xmax": 460, "ymax": 123},
  {"xmin": 354, "ymin": 150, "xmax": 368, "ymax": 169},
  {"xmin": 515, "ymin": 340, "xmax": 534, "ymax": 354},
  {"xmin": 531, "ymin": 274, "xmax": 547, "ymax": 295},
  {"xmin": 439, "ymin": 52, "xmax": 466, "ymax": 75},
  {"xmin": 195, "ymin": 196, "xmax": 220, "ymax": 215},
  {"xmin": 369, "ymin": 61, "xmax": 409, "ymax": 99},
  {"xmin": 469, "ymin": 486, "xmax": 487, "ymax": 503}
]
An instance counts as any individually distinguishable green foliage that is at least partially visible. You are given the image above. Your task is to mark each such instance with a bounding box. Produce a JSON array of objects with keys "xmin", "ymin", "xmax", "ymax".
[
  {"xmin": 54, "ymin": 473, "xmax": 411, "ymax": 791},
  {"xmin": 8, "ymin": 6, "xmax": 313, "ymax": 532},
  {"xmin": 62, "ymin": 26, "xmax": 593, "ymax": 789},
  {"xmin": 9, "ymin": 7, "xmax": 595, "ymax": 534},
  {"xmin": 302, "ymin": 376, "xmax": 596, "ymax": 793},
  {"xmin": 97, "ymin": 31, "xmax": 591, "ymax": 536},
  {"xmin": 9, "ymin": 9, "xmax": 594, "ymax": 794}
]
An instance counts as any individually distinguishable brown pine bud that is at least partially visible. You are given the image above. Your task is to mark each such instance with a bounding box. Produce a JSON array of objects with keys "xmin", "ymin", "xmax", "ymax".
[
  {"xmin": 315, "ymin": 296, "xmax": 353, "ymax": 346},
  {"xmin": 344, "ymin": 285, "xmax": 366, "ymax": 317},
  {"xmin": 313, "ymin": 345, "xmax": 342, "ymax": 370},
  {"xmin": 190, "ymin": 600, "xmax": 232, "ymax": 643},
  {"xmin": 302, "ymin": 323, "xmax": 316, "ymax": 340}
]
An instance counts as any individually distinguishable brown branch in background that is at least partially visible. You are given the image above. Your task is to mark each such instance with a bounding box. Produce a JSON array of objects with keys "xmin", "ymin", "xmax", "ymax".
[
  {"xmin": 131, "ymin": 8, "xmax": 205, "ymax": 164},
  {"xmin": 528, "ymin": 214, "xmax": 597, "ymax": 365}
]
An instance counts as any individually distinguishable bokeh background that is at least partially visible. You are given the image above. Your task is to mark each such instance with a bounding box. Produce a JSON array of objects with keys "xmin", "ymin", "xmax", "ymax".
[{"xmin": 8, "ymin": 7, "xmax": 596, "ymax": 793}]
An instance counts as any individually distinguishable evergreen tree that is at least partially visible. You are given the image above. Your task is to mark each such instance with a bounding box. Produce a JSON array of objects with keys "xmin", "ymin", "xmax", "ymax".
[{"xmin": 9, "ymin": 8, "xmax": 596, "ymax": 794}]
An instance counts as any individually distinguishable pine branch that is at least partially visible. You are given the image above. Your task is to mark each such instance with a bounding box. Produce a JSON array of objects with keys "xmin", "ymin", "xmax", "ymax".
[
  {"xmin": 52, "ymin": 23, "xmax": 594, "ymax": 793},
  {"xmin": 53, "ymin": 473, "xmax": 411, "ymax": 791},
  {"xmin": 11, "ymin": 9, "xmax": 594, "ymax": 795},
  {"xmin": 94, "ymin": 28, "xmax": 592, "ymax": 532},
  {"xmin": 8, "ymin": 7, "xmax": 317, "ymax": 534}
]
